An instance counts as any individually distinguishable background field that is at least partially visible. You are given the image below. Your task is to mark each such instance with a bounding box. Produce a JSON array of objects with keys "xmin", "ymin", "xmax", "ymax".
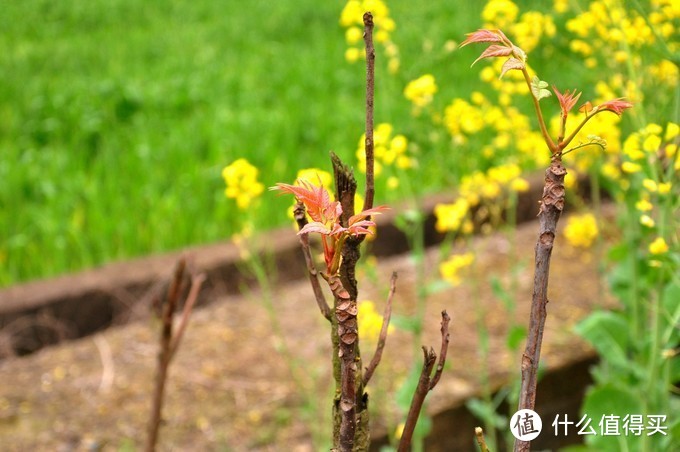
[{"xmin": 0, "ymin": 1, "xmax": 620, "ymax": 285}]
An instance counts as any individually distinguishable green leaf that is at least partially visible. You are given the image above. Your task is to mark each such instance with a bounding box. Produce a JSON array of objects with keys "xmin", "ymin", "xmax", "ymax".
[
  {"xmin": 490, "ymin": 275, "xmax": 514, "ymax": 310},
  {"xmin": 575, "ymin": 310, "xmax": 630, "ymax": 368},
  {"xmin": 506, "ymin": 325, "xmax": 527, "ymax": 351},
  {"xmin": 581, "ymin": 385, "xmax": 643, "ymax": 450},
  {"xmin": 466, "ymin": 398, "xmax": 507, "ymax": 429},
  {"xmin": 530, "ymin": 76, "xmax": 552, "ymax": 101},
  {"xmin": 391, "ymin": 314, "xmax": 421, "ymax": 334},
  {"xmin": 662, "ymin": 281, "xmax": 680, "ymax": 339}
]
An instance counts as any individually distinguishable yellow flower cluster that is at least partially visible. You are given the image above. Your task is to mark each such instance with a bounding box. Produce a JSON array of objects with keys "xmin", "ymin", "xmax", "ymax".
[
  {"xmin": 434, "ymin": 199, "xmax": 471, "ymax": 234},
  {"xmin": 482, "ymin": 0, "xmax": 519, "ymax": 30},
  {"xmin": 482, "ymin": 0, "xmax": 555, "ymax": 53},
  {"xmin": 649, "ymin": 237, "xmax": 669, "ymax": 255},
  {"xmin": 617, "ymin": 123, "xmax": 678, "ymax": 242},
  {"xmin": 356, "ymin": 123, "xmax": 413, "ymax": 178},
  {"xmin": 621, "ymin": 123, "xmax": 679, "ymax": 173},
  {"xmin": 358, "ymin": 300, "xmax": 393, "ymax": 341},
  {"xmin": 439, "ymin": 252, "xmax": 475, "ymax": 287},
  {"xmin": 340, "ymin": 0, "xmax": 400, "ymax": 72},
  {"xmin": 478, "ymin": 59, "xmax": 531, "ymax": 107},
  {"xmin": 563, "ymin": 213, "xmax": 599, "ymax": 248},
  {"xmin": 565, "ymin": 0, "xmax": 679, "ymax": 78},
  {"xmin": 435, "ymin": 163, "xmax": 529, "ymax": 234},
  {"xmin": 222, "ymin": 158, "xmax": 264, "ymax": 210},
  {"xmin": 444, "ymin": 91, "xmax": 549, "ymax": 168},
  {"xmin": 404, "ymin": 74, "xmax": 437, "ymax": 109},
  {"xmin": 512, "ymin": 11, "xmax": 556, "ymax": 53}
]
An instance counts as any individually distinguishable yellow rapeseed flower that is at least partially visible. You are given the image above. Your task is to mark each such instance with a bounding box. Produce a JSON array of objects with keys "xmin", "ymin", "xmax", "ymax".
[
  {"xmin": 658, "ymin": 182, "xmax": 671, "ymax": 194},
  {"xmin": 640, "ymin": 215, "xmax": 656, "ymax": 228},
  {"xmin": 345, "ymin": 26, "xmax": 363, "ymax": 45},
  {"xmin": 643, "ymin": 178, "xmax": 658, "ymax": 192},
  {"xmin": 563, "ymin": 213, "xmax": 598, "ymax": 248},
  {"xmin": 404, "ymin": 74, "xmax": 438, "ymax": 108},
  {"xmin": 642, "ymin": 134, "xmax": 662, "ymax": 153},
  {"xmin": 440, "ymin": 252, "xmax": 475, "ymax": 286},
  {"xmin": 434, "ymin": 199, "xmax": 469, "ymax": 233},
  {"xmin": 340, "ymin": 0, "xmax": 362, "ymax": 27},
  {"xmin": 482, "ymin": 0, "xmax": 519, "ymax": 29},
  {"xmin": 222, "ymin": 158, "xmax": 264, "ymax": 210},
  {"xmin": 358, "ymin": 300, "xmax": 393, "ymax": 342},
  {"xmin": 635, "ymin": 198, "xmax": 653, "ymax": 211},
  {"xmin": 621, "ymin": 161, "xmax": 642, "ymax": 174},
  {"xmin": 649, "ymin": 237, "xmax": 669, "ymax": 255}
]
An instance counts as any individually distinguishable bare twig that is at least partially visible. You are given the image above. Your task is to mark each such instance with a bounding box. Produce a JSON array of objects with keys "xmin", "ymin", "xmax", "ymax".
[
  {"xmin": 145, "ymin": 258, "xmax": 203, "ymax": 452},
  {"xmin": 398, "ymin": 347, "xmax": 436, "ymax": 452},
  {"xmin": 361, "ymin": 11, "xmax": 375, "ymax": 215},
  {"xmin": 169, "ymin": 272, "xmax": 206, "ymax": 359},
  {"xmin": 363, "ymin": 272, "xmax": 397, "ymax": 386},
  {"xmin": 429, "ymin": 310, "xmax": 451, "ymax": 390},
  {"xmin": 475, "ymin": 427, "xmax": 490, "ymax": 452},
  {"xmin": 514, "ymin": 157, "xmax": 567, "ymax": 452},
  {"xmin": 398, "ymin": 311, "xmax": 451, "ymax": 452},
  {"xmin": 294, "ymin": 201, "xmax": 332, "ymax": 321}
]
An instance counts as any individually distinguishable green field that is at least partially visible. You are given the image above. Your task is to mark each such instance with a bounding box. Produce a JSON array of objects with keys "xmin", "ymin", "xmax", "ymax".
[{"xmin": 0, "ymin": 1, "xmax": 639, "ymax": 285}]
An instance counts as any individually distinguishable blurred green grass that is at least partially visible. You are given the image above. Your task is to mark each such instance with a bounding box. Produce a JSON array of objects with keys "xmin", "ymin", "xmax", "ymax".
[{"xmin": 1, "ymin": 1, "xmax": 602, "ymax": 285}]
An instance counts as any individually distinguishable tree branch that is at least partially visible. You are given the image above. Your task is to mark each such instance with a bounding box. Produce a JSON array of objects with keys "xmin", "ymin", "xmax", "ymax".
[
  {"xmin": 363, "ymin": 271, "xmax": 397, "ymax": 386},
  {"xmin": 398, "ymin": 311, "xmax": 451, "ymax": 452},
  {"xmin": 475, "ymin": 427, "xmax": 490, "ymax": 452},
  {"xmin": 294, "ymin": 201, "xmax": 332, "ymax": 321},
  {"xmin": 146, "ymin": 258, "xmax": 186, "ymax": 452},
  {"xmin": 429, "ymin": 310, "xmax": 451, "ymax": 390},
  {"xmin": 169, "ymin": 272, "xmax": 206, "ymax": 360},
  {"xmin": 514, "ymin": 156, "xmax": 567, "ymax": 452},
  {"xmin": 362, "ymin": 12, "xmax": 375, "ymax": 215}
]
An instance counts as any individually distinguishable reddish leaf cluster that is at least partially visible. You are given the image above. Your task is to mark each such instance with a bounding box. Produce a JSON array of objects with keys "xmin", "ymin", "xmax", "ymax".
[{"xmin": 272, "ymin": 179, "xmax": 386, "ymax": 274}]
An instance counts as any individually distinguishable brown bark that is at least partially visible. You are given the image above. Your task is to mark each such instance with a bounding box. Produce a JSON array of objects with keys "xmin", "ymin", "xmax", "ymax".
[
  {"xmin": 514, "ymin": 157, "xmax": 566, "ymax": 452},
  {"xmin": 146, "ymin": 260, "xmax": 185, "ymax": 452},
  {"xmin": 398, "ymin": 311, "xmax": 451, "ymax": 452}
]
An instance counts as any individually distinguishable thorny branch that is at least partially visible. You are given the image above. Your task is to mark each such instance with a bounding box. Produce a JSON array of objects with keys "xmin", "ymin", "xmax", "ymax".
[
  {"xmin": 398, "ymin": 311, "xmax": 451, "ymax": 452},
  {"xmin": 294, "ymin": 201, "xmax": 332, "ymax": 321},
  {"xmin": 363, "ymin": 271, "xmax": 397, "ymax": 386}
]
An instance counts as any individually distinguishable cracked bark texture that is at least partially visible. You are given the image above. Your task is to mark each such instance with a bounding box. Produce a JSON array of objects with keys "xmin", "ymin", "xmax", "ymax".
[{"xmin": 330, "ymin": 153, "xmax": 369, "ymax": 452}]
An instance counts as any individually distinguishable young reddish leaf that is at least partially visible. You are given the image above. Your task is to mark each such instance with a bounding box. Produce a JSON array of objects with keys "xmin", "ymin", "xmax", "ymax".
[
  {"xmin": 552, "ymin": 86, "xmax": 582, "ymax": 117},
  {"xmin": 271, "ymin": 180, "xmax": 338, "ymax": 224},
  {"xmin": 299, "ymin": 222, "xmax": 334, "ymax": 236},
  {"xmin": 500, "ymin": 57, "xmax": 525, "ymax": 78},
  {"xmin": 347, "ymin": 221, "xmax": 376, "ymax": 236},
  {"xmin": 471, "ymin": 44, "xmax": 513, "ymax": 66},
  {"xmin": 597, "ymin": 98, "xmax": 633, "ymax": 116},
  {"xmin": 460, "ymin": 29, "xmax": 504, "ymax": 47}
]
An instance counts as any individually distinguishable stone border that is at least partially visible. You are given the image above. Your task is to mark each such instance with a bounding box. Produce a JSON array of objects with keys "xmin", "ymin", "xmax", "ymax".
[{"xmin": 0, "ymin": 172, "xmax": 589, "ymax": 356}]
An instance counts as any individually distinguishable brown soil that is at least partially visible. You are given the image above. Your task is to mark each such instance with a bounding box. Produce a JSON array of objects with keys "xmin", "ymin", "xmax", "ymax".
[{"xmin": 0, "ymin": 213, "xmax": 615, "ymax": 451}]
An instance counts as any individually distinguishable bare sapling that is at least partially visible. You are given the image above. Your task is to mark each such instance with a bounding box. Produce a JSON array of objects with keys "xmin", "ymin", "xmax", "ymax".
[{"xmin": 461, "ymin": 28, "xmax": 632, "ymax": 451}]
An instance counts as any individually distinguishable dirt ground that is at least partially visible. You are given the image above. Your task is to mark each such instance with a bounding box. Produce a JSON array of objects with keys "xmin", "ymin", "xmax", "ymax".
[{"xmin": 0, "ymin": 214, "xmax": 615, "ymax": 451}]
